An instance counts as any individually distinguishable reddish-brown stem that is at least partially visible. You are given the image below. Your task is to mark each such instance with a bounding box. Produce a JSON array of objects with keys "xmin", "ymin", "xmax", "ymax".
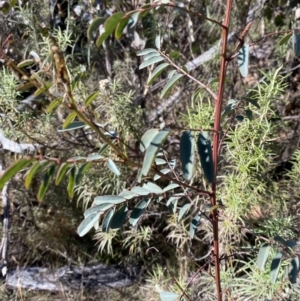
[{"xmin": 211, "ymin": 1, "xmax": 233, "ymax": 301}]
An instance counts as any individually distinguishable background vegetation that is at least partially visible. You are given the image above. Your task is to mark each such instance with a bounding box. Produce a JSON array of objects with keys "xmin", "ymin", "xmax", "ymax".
[{"xmin": 0, "ymin": 0, "xmax": 300, "ymax": 300}]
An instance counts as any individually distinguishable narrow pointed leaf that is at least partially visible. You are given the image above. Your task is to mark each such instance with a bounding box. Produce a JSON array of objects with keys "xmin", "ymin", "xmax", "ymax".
[
  {"xmin": 148, "ymin": 63, "xmax": 169, "ymax": 85},
  {"xmin": 180, "ymin": 131, "xmax": 195, "ymax": 180},
  {"xmin": 160, "ymin": 291, "xmax": 178, "ymax": 301},
  {"xmin": 17, "ymin": 59, "xmax": 35, "ymax": 68},
  {"xmin": 87, "ymin": 17, "xmax": 106, "ymax": 40},
  {"xmin": 94, "ymin": 195, "xmax": 125, "ymax": 205},
  {"xmin": 167, "ymin": 197, "xmax": 179, "ymax": 213},
  {"xmin": 178, "ymin": 203, "xmax": 191, "ymax": 221},
  {"xmin": 0, "ymin": 157, "xmax": 34, "ymax": 190},
  {"xmin": 84, "ymin": 91, "xmax": 99, "ymax": 106},
  {"xmin": 55, "ymin": 162, "xmax": 70, "ymax": 185},
  {"xmin": 190, "ymin": 214, "xmax": 201, "ymax": 239},
  {"xmin": 84, "ymin": 203, "xmax": 113, "ymax": 218},
  {"xmin": 96, "ymin": 12, "xmax": 124, "ymax": 47},
  {"xmin": 110, "ymin": 205, "xmax": 128, "ymax": 230},
  {"xmin": 77, "ymin": 212, "xmax": 101, "ymax": 237},
  {"xmin": 140, "ymin": 128, "xmax": 159, "ymax": 152},
  {"xmin": 288, "ymin": 257, "xmax": 299, "ymax": 284},
  {"xmin": 237, "ymin": 44, "xmax": 249, "ymax": 77},
  {"xmin": 279, "ymin": 32, "xmax": 292, "ymax": 46},
  {"xmin": 142, "ymin": 129, "xmax": 171, "ymax": 176},
  {"xmin": 129, "ymin": 198, "xmax": 151, "ymax": 226},
  {"xmin": 47, "ymin": 98, "xmax": 62, "ymax": 113},
  {"xmin": 34, "ymin": 83, "xmax": 53, "ymax": 97},
  {"xmin": 270, "ymin": 252, "xmax": 283, "ymax": 283},
  {"xmin": 75, "ymin": 163, "xmax": 91, "ymax": 185},
  {"xmin": 256, "ymin": 243, "xmax": 270, "ymax": 271},
  {"xmin": 37, "ymin": 164, "xmax": 56, "ymax": 202},
  {"xmin": 67, "ymin": 166, "xmax": 76, "ymax": 199},
  {"xmin": 58, "ymin": 120, "xmax": 85, "ymax": 132},
  {"xmin": 102, "ymin": 208, "xmax": 115, "ymax": 232},
  {"xmin": 115, "ymin": 16, "xmax": 129, "ymax": 39},
  {"xmin": 160, "ymin": 74, "xmax": 183, "ymax": 98},
  {"xmin": 24, "ymin": 160, "xmax": 50, "ymax": 189},
  {"xmin": 197, "ymin": 132, "xmax": 214, "ymax": 183},
  {"xmin": 139, "ymin": 55, "xmax": 165, "ymax": 69},
  {"xmin": 61, "ymin": 112, "xmax": 77, "ymax": 130},
  {"xmin": 107, "ymin": 159, "xmax": 120, "ymax": 176}
]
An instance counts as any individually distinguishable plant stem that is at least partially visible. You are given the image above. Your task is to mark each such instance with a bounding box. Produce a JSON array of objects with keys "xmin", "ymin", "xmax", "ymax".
[{"xmin": 211, "ymin": 0, "xmax": 233, "ymax": 300}]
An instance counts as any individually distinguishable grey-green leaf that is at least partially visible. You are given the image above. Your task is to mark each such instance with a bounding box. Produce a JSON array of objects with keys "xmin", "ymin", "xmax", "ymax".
[
  {"xmin": 237, "ymin": 44, "xmax": 249, "ymax": 77},
  {"xmin": 102, "ymin": 208, "xmax": 115, "ymax": 232},
  {"xmin": 256, "ymin": 243, "xmax": 270, "ymax": 271},
  {"xmin": 178, "ymin": 203, "xmax": 191, "ymax": 222},
  {"xmin": 163, "ymin": 183, "xmax": 179, "ymax": 192},
  {"xmin": 84, "ymin": 203, "xmax": 114, "ymax": 217},
  {"xmin": 131, "ymin": 186, "xmax": 150, "ymax": 196},
  {"xmin": 109, "ymin": 205, "xmax": 128, "ymax": 230},
  {"xmin": 190, "ymin": 214, "xmax": 201, "ymax": 239},
  {"xmin": 140, "ymin": 128, "xmax": 159, "ymax": 152},
  {"xmin": 180, "ymin": 131, "xmax": 195, "ymax": 180},
  {"xmin": 293, "ymin": 31, "xmax": 300, "ymax": 57},
  {"xmin": 137, "ymin": 48, "xmax": 158, "ymax": 56},
  {"xmin": 288, "ymin": 257, "xmax": 299, "ymax": 284},
  {"xmin": 107, "ymin": 159, "xmax": 120, "ymax": 176},
  {"xmin": 129, "ymin": 199, "xmax": 151, "ymax": 226},
  {"xmin": 77, "ymin": 212, "xmax": 101, "ymax": 237},
  {"xmin": 139, "ymin": 55, "xmax": 165, "ymax": 69},
  {"xmin": 270, "ymin": 252, "xmax": 283, "ymax": 284},
  {"xmin": 160, "ymin": 74, "xmax": 183, "ymax": 98},
  {"xmin": 142, "ymin": 129, "xmax": 171, "ymax": 176},
  {"xmin": 94, "ymin": 195, "xmax": 125, "ymax": 205},
  {"xmin": 143, "ymin": 182, "xmax": 163, "ymax": 194},
  {"xmin": 118, "ymin": 190, "xmax": 138, "ymax": 200},
  {"xmin": 160, "ymin": 291, "xmax": 178, "ymax": 301},
  {"xmin": 197, "ymin": 131, "xmax": 214, "ymax": 183}
]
